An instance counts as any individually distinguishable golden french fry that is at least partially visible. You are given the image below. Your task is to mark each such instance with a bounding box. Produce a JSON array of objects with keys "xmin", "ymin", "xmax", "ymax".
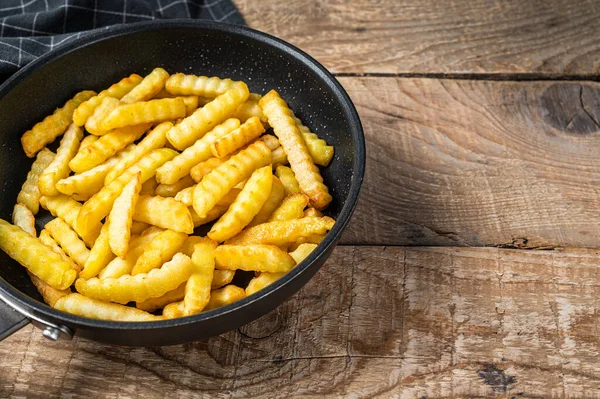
[
  {"xmin": 130, "ymin": 221, "xmax": 150, "ymax": 235},
  {"xmin": 44, "ymin": 218, "xmax": 89, "ymax": 270},
  {"xmin": 174, "ymin": 186, "xmax": 194, "ymax": 206},
  {"xmin": 165, "ymin": 73, "xmax": 237, "ymax": 97},
  {"xmin": 80, "ymin": 222, "xmax": 114, "ymax": 280},
  {"xmin": 211, "ymin": 117, "xmax": 265, "ymax": 158},
  {"xmin": 179, "ymin": 236, "xmax": 203, "ymax": 256},
  {"xmin": 167, "ymin": 82, "xmax": 249, "ymax": 150},
  {"xmin": 162, "ymin": 238, "xmax": 218, "ymax": 318},
  {"xmin": 29, "ymin": 272, "xmax": 71, "ymax": 307},
  {"xmin": 121, "ymin": 68, "xmax": 170, "ymax": 104},
  {"xmin": 54, "ymin": 293, "xmax": 161, "ymax": 321},
  {"xmin": 260, "ymin": 134, "xmax": 279, "ymax": 150},
  {"xmin": 226, "ymin": 216, "xmax": 335, "ymax": 246},
  {"xmin": 136, "ymin": 282, "xmax": 186, "ymax": 312},
  {"xmin": 98, "ymin": 227, "xmax": 163, "ymax": 279},
  {"xmin": 260, "ymin": 90, "xmax": 331, "ymax": 209},
  {"xmin": 208, "ymin": 166, "xmax": 272, "ymax": 242},
  {"xmin": 17, "ymin": 148, "xmax": 55, "ymax": 214},
  {"xmin": 40, "ymin": 194, "xmax": 100, "ymax": 247},
  {"xmin": 104, "ymin": 122, "xmax": 171, "ymax": 184},
  {"xmin": 73, "ymin": 74, "xmax": 143, "ymax": 126},
  {"xmin": 77, "ymin": 148, "xmax": 177, "ymax": 238},
  {"xmin": 12, "ymin": 204, "xmax": 36, "ymax": 236},
  {"xmin": 271, "ymin": 147, "xmax": 288, "ymax": 166},
  {"xmin": 190, "ymin": 155, "xmax": 229, "ymax": 183},
  {"xmin": 108, "ymin": 172, "xmax": 142, "ymax": 258},
  {"xmin": 101, "ymin": 98, "xmax": 185, "ymax": 130},
  {"xmin": 304, "ymin": 207, "xmax": 323, "ymax": 218},
  {"xmin": 38, "ymin": 124, "xmax": 84, "ymax": 196},
  {"xmin": 140, "ymin": 177, "xmax": 158, "ymax": 196},
  {"xmin": 79, "ymin": 135, "xmax": 98, "ymax": 150},
  {"xmin": 131, "ymin": 229, "xmax": 187, "ymax": 275},
  {"xmin": 76, "ymin": 252, "xmax": 194, "ymax": 304},
  {"xmin": 134, "ymin": 195, "xmax": 194, "ymax": 234},
  {"xmin": 215, "ymin": 245, "xmax": 295, "ymax": 273},
  {"xmin": 248, "ymin": 176, "xmax": 285, "ymax": 227},
  {"xmin": 179, "ymin": 96, "xmax": 200, "ymax": 116},
  {"xmin": 245, "ymin": 272, "xmax": 286, "ymax": 296},
  {"xmin": 38, "ymin": 229, "xmax": 78, "ymax": 269},
  {"xmin": 275, "ymin": 165, "xmax": 300, "ymax": 196},
  {"xmin": 269, "ymin": 193, "xmax": 309, "ymax": 222},
  {"xmin": 69, "ymin": 123, "xmax": 150, "ymax": 173},
  {"xmin": 156, "ymin": 118, "xmax": 240, "ymax": 184},
  {"xmin": 294, "ymin": 116, "xmax": 334, "ymax": 167},
  {"xmin": 212, "ymin": 270, "xmax": 235, "ymax": 289},
  {"xmin": 233, "ymin": 99, "xmax": 268, "ymax": 125},
  {"xmin": 155, "ymin": 175, "xmax": 195, "ymax": 197},
  {"xmin": 193, "ymin": 141, "xmax": 271, "ymax": 218},
  {"xmin": 204, "ymin": 285, "xmax": 246, "ymax": 311},
  {"xmin": 289, "ymin": 243, "xmax": 318, "ymax": 264},
  {"xmin": 0, "ymin": 219, "xmax": 76, "ymax": 290},
  {"xmin": 84, "ymin": 96, "xmax": 120, "ymax": 135},
  {"xmin": 21, "ymin": 91, "xmax": 95, "ymax": 157}
]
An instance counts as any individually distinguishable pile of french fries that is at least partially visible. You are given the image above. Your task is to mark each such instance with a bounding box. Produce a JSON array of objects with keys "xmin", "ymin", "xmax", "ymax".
[{"xmin": 0, "ymin": 68, "xmax": 337, "ymax": 321}]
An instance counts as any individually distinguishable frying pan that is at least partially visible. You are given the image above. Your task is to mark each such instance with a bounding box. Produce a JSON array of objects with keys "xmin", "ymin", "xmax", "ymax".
[{"xmin": 0, "ymin": 20, "xmax": 365, "ymax": 346}]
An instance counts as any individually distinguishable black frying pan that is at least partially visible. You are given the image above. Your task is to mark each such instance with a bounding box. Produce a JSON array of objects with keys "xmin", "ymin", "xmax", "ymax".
[{"xmin": 0, "ymin": 20, "xmax": 365, "ymax": 346}]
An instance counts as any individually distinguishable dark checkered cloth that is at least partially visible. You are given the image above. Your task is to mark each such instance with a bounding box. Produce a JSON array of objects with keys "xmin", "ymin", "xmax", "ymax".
[{"xmin": 0, "ymin": 0, "xmax": 244, "ymax": 82}]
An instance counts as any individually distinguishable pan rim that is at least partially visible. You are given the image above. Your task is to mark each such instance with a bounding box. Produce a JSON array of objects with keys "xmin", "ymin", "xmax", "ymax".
[{"xmin": 0, "ymin": 19, "xmax": 365, "ymax": 332}]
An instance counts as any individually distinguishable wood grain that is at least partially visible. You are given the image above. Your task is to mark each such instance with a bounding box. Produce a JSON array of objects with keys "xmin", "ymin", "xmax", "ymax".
[
  {"xmin": 339, "ymin": 77, "xmax": 600, "ymax": 247},
  {"xmin": 234, "ymin": 0, "xmax": 600, "ymax": 75},
  {"xmin": 3, "ymin": 246, "xmax": 600, "ymax": 398}
]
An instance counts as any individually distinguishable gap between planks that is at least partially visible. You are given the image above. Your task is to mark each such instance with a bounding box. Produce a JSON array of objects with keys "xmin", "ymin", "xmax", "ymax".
[{"xmin": 333, "ymin": 72, "xmax": 600, "ymax": 82}]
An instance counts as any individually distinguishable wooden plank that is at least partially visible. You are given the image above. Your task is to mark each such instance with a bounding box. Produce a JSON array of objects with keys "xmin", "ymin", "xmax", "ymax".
[
  {"xmin": 234, "ymin": 0, "xmax": 600, "ymax": 75},
  {"xmin": 339, "ymin": 77, "xmax": 600, "ymax": 247},
  {"xmin": 3, "ymin": 246, "xmax": 600, "ymax": 398}
]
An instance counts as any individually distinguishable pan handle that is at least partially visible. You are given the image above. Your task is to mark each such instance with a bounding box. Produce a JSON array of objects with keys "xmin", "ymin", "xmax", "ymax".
[{"xmin": 0, "ymin": 297, "xmax": 30, "ymax": 341}]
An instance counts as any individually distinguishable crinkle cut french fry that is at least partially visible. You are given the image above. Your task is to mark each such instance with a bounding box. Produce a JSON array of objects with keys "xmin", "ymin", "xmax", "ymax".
[
  {"xmin": 179, "ymin": 236, "xmax": 203, "ymax": 257},
  {"xmin": 69, "ymin": 123, "xmax": 150, "ymax": 173},
  {"xmin": 140, "ymin": 178, "xmax": 157, "ymax": 196},
  {"xmin": 190, "ymin": 155, "xmax": 229, "ymax": 183},
  {"xmin": 80, "ymin": 222, "xmax": 115, "ymax": 280},
  {"xmin": 136, "ymin": 282, "xmax": 186, "ymax": 312},
  {"xmin": 38, "ymin": 229, "xmax": 78, "ymax": 270},
  {"xmin": 131, "ymin": 229, "xmax": 187, "ymax": 275},
  {"xmin": 268, "ymin": 193, "xmax": 309, "ymax": 222},
  {"xmin": 275, "ymin": 165, "xmax": 301, "ymax": 196},
  {"xmin": 130, "ymin": 221, "xmax": 150, "ymax": 235},
  {"xmin": 215, "ymin": 245, "xmax": 295, "ymax": 273},
  {"xmin": 271, "ymin": 147, "xmax": 288, "ymax": 166},
  {"xmin": 193, "ymin": 140, "xmax": 271, "ymax": 218},
  {"xmin": 163, "ymin": 239, "xmax": 218, "ymax": 318},
  {"xmin": 79, "ymin": 135, "xmax": 98, "ymax": 150},
  {"xmin": 233, "ymin": 99, "xmax": 268, "ymax": 125},
  {"xmin": 121, "ymin": 68, "xmax": 170, "ymax": 104},
  {"xmin": 226, "ymin": 216, "xmax": 335, "ymax": 246},
  {"xmin": 248, "ymin": 176, "xmax": 285, "ymax": 227},
  {"xmin": 104, "ymin": 122, "xmax": 171, "ymax": 184},
  {"xmin": 44, "ymin": 218, "xmax": 89, "ymax": 270},
  {"xmin": 245, "ymin": 272, "xmax": 286, "ymax": 296},
  {"xmin": 174, "ymin": 186, "xmax": 194, "ymax": 206},
  {"xmin": 204, "ymin": 285, "xmax": 246, "ymax": 311},
  {"xmin": 155, "ymin": 175, "xmax": 195, "ymax": 197},
  {"xmin": 73, "ymin": 74, "xmax": 143, "ymax": 126},
  {"xmin": 208, "ymin": 166, "xmax": 272, "ymax": 242},
  {"xmin": 101, "ymin": 98, "xmax": 186, "ymax": 131},
  {"xmin": 12, "ymin": 204, "xmax": 35, "ymax": 236},
  {"xmin": 0, "ymin": 219, "xmax": 76, "ymax": 290},
  {"xmin": 38, "ymin": 124, "xmax": 83, "ymax": 196},
  {"xmin": 167, "ymin": 82, "xmax": 249, "ymax": 150},
  {"xmin": 156, "ymin": 118, "xmax": 240, "ymax": 185},
  {"xmin": 56, "ymin": 144, "xmax": 135, "ymax": 201},
  {"xmin": 179, "ymin": 96, "xmax": 200, "ymax": 116},
  {"xmin": 77, "ymin": 148, "xmax": 177, "ymax": 239},
  {"xmin": 21, "ymin": 90, "xmax": 95, "ymax": 157},
  {"xmin": 304, "ymin": 207, "xmax": 323, "ymax": 218},
  {"xmin": 212, "ymin": 270, "xmax": 235, "ymax": 290},
  {"xmin": 40, "ymin": 194, "xmax": 100, "ymax": 248},
  {"xmin": 97, "ymin": 227, "xmax": 163, "ymax": 279},
  {"xmin": 289, "ymin": 243, "xmax": 318, "ymax": 264},
  {"xmin": 84, "ymin": 97, "xmax": 121, "ymax": 135},
  {"xmin": 165, "ymin": 73, "xmax": 238, "ymax": 98},
  {"xmin": 259, "ymin": 90, "xmax": 331, "ymax": 209},
  {"xmin": 190, "ymin": 204, "xmax": 228, "ymax": 227},
  {"xmin": 134, "ymin": 195, "xmax": 194, "ymax": 234},
  {"xmin": 29, "ymin": 272, "xmax": 71, "ymax": 307},
  {"xmin": 294, "ymin": 116, "xmax": 334, "ymax": 167},
  {"xmin": 108, "ymin": 172, "xmax": 142, "ymax": 258},
  {"xmin": 17, "ymin": 148, "xmax": 55, "ymax": 215},
  {"xmin": 260, "ymin": 134, "xmax": 280, "ymax": 151},
  {"xmin": 211, "ymin": 117, "xmax": 265, "ymax": 159},
  {"xmin": 76, "ymin": 252, "xmax": 194, "ymax": 304},
  {"xmin": 54, "ymin": 293, "xmax": 162, "ymax": 321}
]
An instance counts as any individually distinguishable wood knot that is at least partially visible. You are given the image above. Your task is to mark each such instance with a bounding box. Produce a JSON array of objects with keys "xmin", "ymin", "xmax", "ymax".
[
  {"xmin": 476, "ymin": 362, "xmax": 516, "ymax": 393},
  {"xmin": 541, "ymin": 83, "xmax": 600, "ymax": 135}
]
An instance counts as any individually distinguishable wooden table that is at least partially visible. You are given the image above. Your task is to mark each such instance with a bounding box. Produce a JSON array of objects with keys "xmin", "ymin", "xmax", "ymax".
[{"xmin": 3, "ymin": 1, "xmax": 600, "ymax": 397}]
